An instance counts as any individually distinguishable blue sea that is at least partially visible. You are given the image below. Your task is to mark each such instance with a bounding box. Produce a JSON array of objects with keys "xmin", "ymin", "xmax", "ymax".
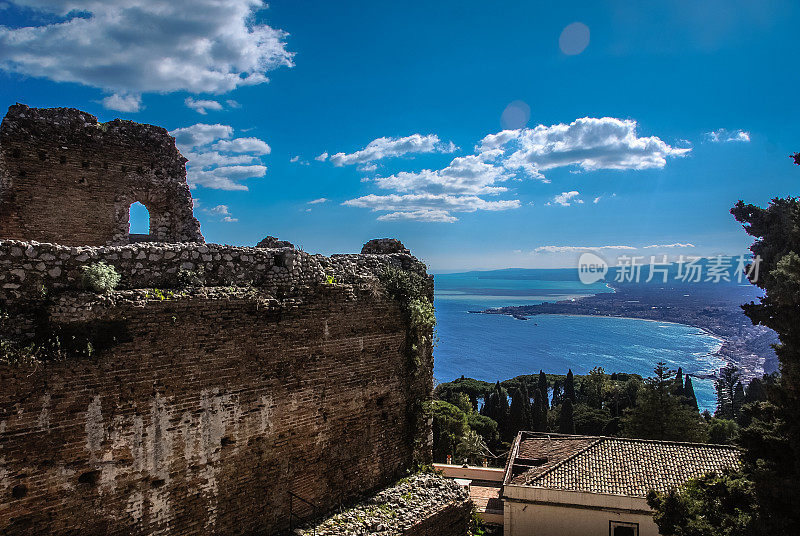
[{"xmin": 432, "ymin": 270, "xmax": 724, "ymax": 412}]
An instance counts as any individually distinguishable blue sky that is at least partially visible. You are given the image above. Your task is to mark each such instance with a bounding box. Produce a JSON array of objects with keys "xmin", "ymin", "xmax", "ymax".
[{"xmin": 1, "ymin": 1, "xmax": 797, "ymax": 271}]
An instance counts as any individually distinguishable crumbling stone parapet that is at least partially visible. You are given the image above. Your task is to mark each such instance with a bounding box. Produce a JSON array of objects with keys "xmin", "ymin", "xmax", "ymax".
[
  {"xmin": 0, "ymin": 104, "xmax": 203, "ymax": 246},
  {"xmin": 361, "ymin": 238, "xmax": 411, "ymax": 255},
  {"xmin": 256, "ymin": 235, "xmax": 294, "ymax": 249}
]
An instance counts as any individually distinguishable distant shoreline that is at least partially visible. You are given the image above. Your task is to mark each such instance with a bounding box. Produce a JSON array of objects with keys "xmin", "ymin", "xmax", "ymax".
[{"xmin": 471, "ymin": 284, "xmax": 777, "ymax": 381}]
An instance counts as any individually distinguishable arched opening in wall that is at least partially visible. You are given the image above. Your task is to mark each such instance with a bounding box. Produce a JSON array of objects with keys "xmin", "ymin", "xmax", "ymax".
[{"xmin": 128, "ymin": 202, "xmax": 153, "ymax": 243}]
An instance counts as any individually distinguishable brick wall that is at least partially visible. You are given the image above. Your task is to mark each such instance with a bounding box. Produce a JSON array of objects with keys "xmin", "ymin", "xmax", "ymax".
[
  {"xmin": 0, "ymin": 283, "xmax": 433, "ymax": 534},
  {"xmin": 0, "ymin": 104, "xmax": 202, "ymax": 246},
  {"xmin": 403, "ymin": 499, "xmax": 473, "ymax": 536}
]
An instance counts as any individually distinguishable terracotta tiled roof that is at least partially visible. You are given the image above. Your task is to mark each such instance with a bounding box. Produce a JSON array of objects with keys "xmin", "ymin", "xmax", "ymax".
[
  {"xmin": 509, "ymin": 435, "xmax": 598, "ymax": 485},
  {"xmin": 510, "ymin": 433, "xmax": 740, "ymax": 497},
  {"xmin": 469, "ymin": 481, "xmax": 503, "ymax": 514}
]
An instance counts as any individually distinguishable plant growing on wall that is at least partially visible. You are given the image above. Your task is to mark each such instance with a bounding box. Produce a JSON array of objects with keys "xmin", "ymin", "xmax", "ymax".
[
  {"xmin": 177, "ymin": 266, "xmax": 206, "ymax": 288},
  {"xmin": 81, "ymin": 262, "xmax": 121, "ymax": 293},
  {"xmin": 379, "ymin": 265, "xmax": 436, "ymax": 362}
]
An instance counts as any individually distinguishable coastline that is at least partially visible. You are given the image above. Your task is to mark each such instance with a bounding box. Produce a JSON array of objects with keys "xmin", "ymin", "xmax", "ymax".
[{"xmin": 472, "ymin": 284, "xmax": 777, "ymax": 381}]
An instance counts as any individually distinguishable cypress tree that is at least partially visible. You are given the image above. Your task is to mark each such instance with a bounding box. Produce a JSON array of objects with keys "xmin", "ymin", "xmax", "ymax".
[
  {"xmin": 508, "ymin": 386, "xmax": 531, "ymax": 436},
  {"xmin": 558, "ymin": 398, "xmax": 575, "ymax": 434},
  {"xmin": 674, "ymin": 367, "xmax": 684, "ymax": 396},
  {"xmin": 732, "ymin": 381, "xmax": 745, "ymax": 419},
  {"xmin": 744, "ymin": 376, "xmax": 767, "ymax": 403},
  {"xmin": 532, "ymin": 388, "xmax": 547, "ymax": 432},
  {"xmin": 565, "ymin": 369, "xmax": 576, "ymax": 402},
  {"xmin": 538, "ymin": 370, "xmax": 549, "ymax": 409},
  {"xmin": 485, "ymin": 382, "xmax": 510, "ymax": 441},
  {"xmin": 684, "ymin": 375, "xmax": 699, "ymax": 411},
  {"xmin": 551, "ymin": 380, "xmax": 563, "ymax": 407}
]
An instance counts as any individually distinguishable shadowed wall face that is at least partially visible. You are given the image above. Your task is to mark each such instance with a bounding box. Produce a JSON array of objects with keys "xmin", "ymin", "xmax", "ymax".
[
  {"xmin": 0, "ymin": 104, "xmax": 203, "ymax": 246},
  {"xmin": 0, "ymin": 286, "xmax": 433, "ymax": 535}
]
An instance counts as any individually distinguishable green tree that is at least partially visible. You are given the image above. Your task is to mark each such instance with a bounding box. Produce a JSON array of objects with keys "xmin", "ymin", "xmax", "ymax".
[
  {"xmin": 743, "ymin": 376, "xmax": 767, "ymax": 404},
  {"xmin": 451, "ymin": 392, "xmax": 473, "ymax": 415},
  {"xmin": 435, "ymin": 376, "xmax": 493, "ymax": 411},
  {"xmin": 647, "ymin": 471, "xmax": 758, "ymax": 536},
  {"xmin": 674, "ymin": 367, "xmax": 685, "ymax": 396},
  {"xmin": 531, "ymin": 387, "xmax": 548, "ymax": 432},
  {"xmin": 538, "ymin": 370, "xmax": 549, "ymax": 410},
  {"xmin": 721, "ymin": 192, "xmax": 800, "ymax": 532},
  {"xmin": 622, "ymin": 362, "xmax": 707, "ymax": 442},
  {"xmin": 467, "ymin": 413, "xmax": 498, "ymax": 449},
  {"xmin": 456, "ymin": 429, "xmax": 489, "ymax": 466},
  {"xmin": 558, "ymin": 398, "xmax": 576, "ymax": 434},
  {"xmin": 732, "ymin": 382, "xmax": 745, "ymax": 419},
  {"xmin": 684, "ymin": 375, "xmax": 699, "ymax": 411},
  {"xmin": 708, "ymin": 418, "xmax": 740, "ymax": 445},
  {"xmin": 565, "ymin": 369, "xmax": 576, "ymax": 402},
  {"xmin": 715, "ymin": 365, "xmax": 742, "ymax": 420},
  {"xmin": 431, "ymin": 400, "xmax": 468, "ymax": 462},
  {"xmin": 585, "ymin": 366, "xmax": 607, "ymax": 409},
  {"xmin": 573, "ymin": 403, "xmax": 612, "ymax": 435},
  {"xmin": 481, "ymin": 382, "xmax": 511, "ymax": 441},
  {"xmin": 508, "ymin": 386, "xmax": 531, "ymax": 436},
  {"xmin": 551, "ymin": 380, "xmax": 563, "ymax": 407}
]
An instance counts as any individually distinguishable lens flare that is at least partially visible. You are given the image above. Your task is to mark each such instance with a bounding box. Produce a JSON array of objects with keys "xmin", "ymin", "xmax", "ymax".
[
  {"xmin": 559, "ymin": 22, "xmax": 590, "ymax": 55},
  {"xmin": 501, "ymin": 100, "xmax": 531, "ymax": 130}
]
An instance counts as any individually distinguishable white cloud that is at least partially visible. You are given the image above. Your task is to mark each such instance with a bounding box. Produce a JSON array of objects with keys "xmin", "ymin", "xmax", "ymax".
[
  {"xmin": 0, "ymin": 1, "xmax": 294, "ymax": 110},
  {"xmin": 375, "ymin": 155, "xmax": 513, "ymax": 196},
  {"xmin": 377, "ymin": 210, "xmax": 458, "ymax": 223},
  {"xmin": 212, "ymin": 137, "xmax": 271, "ymax": 155},
  {"xmin": 210, "ymin": 204, "xmax": 231, "ymax": 216},
  {"xmin": 705, "ymin": 129, "xmax": 751, "ymax": 143},
  {"xmin": 226, "ymin": 99, "xmax": 241, "ymax": 109},
  {"xmin": 534, "ymin": 245, "xmax": 637, "ymax": 253},
  {"xmin": 308, "ymin": 198, "xmax": 328, "ymax": 205},
  {"xmin": 343, "ymin": 193, "xmax": 519, "ymax": 223},
  {"xmin": 344, "ymin": 117, "xmax": 684, "ymax": 222},
  {"xmin": 182, "ymin": 151, "xmax": 255, "ymax": 168},
  {"xmin": 185, "ymin": 97, "xmax": 223, "ymax": 115},
  {"xmin": 643, "ymin": 243, "xmax": 696, "ymax": 249},
  {"xmin": 169, "ymin": 123, "xmax": 269, "ymax": 190},
  {"xmin": 203, "ymin": 204, "xmax": 238, "ymax": 222},
  {"xmin": 315, "ymin": 152, "xmax": 329, "ymax": 162},
  {"xmin": 170, "ymin": 124, "xmax": 233, "ymax": 148},
  {"xmin": 551, "ymin": 191, "xmax": 583, "ymax": 207},
  {"xmin": 101, "ymin": 93, "xmax": 141, "ymax": 112},
  {"xmin": 476, "ymin": 117, "xmax": 690, "ymax": 174},
  {"xmin": 593, "ymin": 196, "xmax": 602, "ymax": 204},
  {"xmin": 188, "ymin": 165, "xmax": 267, "ymax": 190},
  {"xmin": 326, "ymin": 134, "xmax": 457, "ymax": 167},
  {"xmin": 290, "ymin": 156, "xmax": 300, "ymax": 163}
]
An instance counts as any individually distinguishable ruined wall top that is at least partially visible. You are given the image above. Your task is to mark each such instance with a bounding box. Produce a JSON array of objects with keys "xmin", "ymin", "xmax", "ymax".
[
  {"xmin": 361, "ymin": 238, "xmax": 410, "ymax": 255},
  {"xmin": 0, "ymin": 104, "xmax": 203, "ymax": 246}
]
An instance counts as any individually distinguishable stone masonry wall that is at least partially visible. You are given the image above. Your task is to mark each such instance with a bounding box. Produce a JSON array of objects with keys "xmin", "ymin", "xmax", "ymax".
[
  {"xmin": 0, "ymin": 104, "xmax": 203, "ymax": 246},
  {"xmin": 0, "ymin": 241, "xmax": 434, "ymax": 535},
  {"xmin": 298, "ymin": 473, "xmax": 473, "ymax": 536}
]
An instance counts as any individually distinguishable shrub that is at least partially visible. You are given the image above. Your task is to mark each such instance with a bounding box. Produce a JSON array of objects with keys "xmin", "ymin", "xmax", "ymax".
[
  {"xmin": 81, "ymin": 262, "xmax": 121, "ymax": 293},
  {"xmin": 408, "ymin": 298, "xmax": 436, "ymax": 332},
  {"xmin": 177, "ymin": 266, "xmax": 206, "ymax": 288}
]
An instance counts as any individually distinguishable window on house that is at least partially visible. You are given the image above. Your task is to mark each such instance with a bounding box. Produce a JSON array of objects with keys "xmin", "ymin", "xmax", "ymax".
[
  {"xmin": 610, "ymin": 521, "xmax": 638, "ymax": 536},
  {"xmin": 129, "ymin": 202, "xmax": 150, "ymax": 236}
]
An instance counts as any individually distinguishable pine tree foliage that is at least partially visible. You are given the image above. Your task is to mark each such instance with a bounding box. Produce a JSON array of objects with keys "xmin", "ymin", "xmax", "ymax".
[{"xmin": 622, "ymin": 362, "xmax": 707, "ymax": 442}]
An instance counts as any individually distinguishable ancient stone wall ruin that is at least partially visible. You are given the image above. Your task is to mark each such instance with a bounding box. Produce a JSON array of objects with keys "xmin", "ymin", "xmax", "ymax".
[
  {"xmin": 0, "ymin": 104, "xmax": 203, "ymax": 246},
  {"xmin": 0, "ymin": 240, "xmax": 434, "ymax": 535},
  {"xmin": 0, "ymin": 106, "xmax": 450, "ymax": 535}
]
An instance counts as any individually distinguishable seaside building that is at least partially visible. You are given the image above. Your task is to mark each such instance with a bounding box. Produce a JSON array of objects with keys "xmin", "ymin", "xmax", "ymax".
[{"xmin": 501, "ymin": 432, "xmax": 740, "ymax": 536}]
